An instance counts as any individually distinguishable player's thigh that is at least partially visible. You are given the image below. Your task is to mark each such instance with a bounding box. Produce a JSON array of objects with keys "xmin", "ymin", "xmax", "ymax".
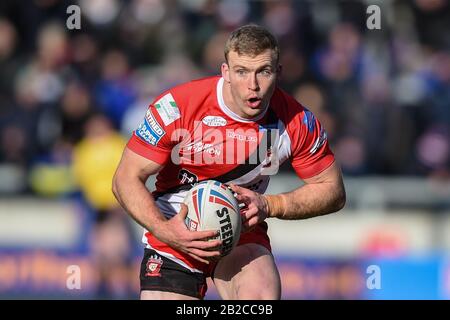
[
  {"xmin": 140, "ymin": 290, "xmax": 198, "ymax": 300},
  {"xmin": 213, "ymin": 243, "xmax": 281, "ymax": 300}
]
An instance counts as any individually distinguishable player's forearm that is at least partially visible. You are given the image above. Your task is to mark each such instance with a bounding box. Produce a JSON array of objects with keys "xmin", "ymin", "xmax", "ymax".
[
  {"xmin": 265, "ymin": 181, "xmax": 346, "ymax": 220},
  {"xmin": 112, "ymin": 173, "xmax": 167, "ymax": 233}
]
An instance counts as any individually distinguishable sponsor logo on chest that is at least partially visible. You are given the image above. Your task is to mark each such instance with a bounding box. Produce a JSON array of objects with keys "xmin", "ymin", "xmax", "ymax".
[{"xmin": 202, "ymin": 116, "xmax": 227, "ymax": 127}]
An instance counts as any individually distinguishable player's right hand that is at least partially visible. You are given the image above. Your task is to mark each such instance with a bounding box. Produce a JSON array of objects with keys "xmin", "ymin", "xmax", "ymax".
[{"xmin": 152, "ymin": 204, "xmax": 222, "ymax": 264}]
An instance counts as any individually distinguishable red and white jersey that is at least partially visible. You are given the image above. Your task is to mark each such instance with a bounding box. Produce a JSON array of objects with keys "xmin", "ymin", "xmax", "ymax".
[{"xmin": 127, "ymin": 76, "xmax": 334, "ymax": 272}]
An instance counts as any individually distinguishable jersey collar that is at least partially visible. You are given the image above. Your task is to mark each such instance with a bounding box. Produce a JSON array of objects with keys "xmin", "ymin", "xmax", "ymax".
[{"xmin": 216, "ymin": 77, "xmax": 269, "ymax": 123}]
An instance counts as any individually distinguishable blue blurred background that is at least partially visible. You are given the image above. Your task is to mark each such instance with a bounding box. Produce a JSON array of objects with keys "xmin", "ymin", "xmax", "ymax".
[{"xmin": 0, "ymin": 0, "xmax": 449, "ymax": 299}]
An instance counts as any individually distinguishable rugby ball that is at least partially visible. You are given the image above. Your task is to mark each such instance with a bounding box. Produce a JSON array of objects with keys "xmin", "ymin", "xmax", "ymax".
[{"xmin": 184, "ymin": 180, "xmax": 241, "ymax": 257}]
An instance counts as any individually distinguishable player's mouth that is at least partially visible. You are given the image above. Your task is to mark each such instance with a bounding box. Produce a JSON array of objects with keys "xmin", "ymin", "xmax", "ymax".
[{"xmin": 246, "ymin": 97, "xmax": 262, "ymax": 109}]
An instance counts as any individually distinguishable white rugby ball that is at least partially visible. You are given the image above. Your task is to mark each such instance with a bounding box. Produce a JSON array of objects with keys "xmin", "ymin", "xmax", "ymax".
[{"xmin": 184, "ymin": 180, "xmax": 241, "ymax": 257}]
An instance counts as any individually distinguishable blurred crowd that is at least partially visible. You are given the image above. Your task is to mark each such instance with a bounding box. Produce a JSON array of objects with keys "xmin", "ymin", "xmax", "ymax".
[{"xmin": 0, "ymin": 0, "xmax": 449, "ymax": 198}]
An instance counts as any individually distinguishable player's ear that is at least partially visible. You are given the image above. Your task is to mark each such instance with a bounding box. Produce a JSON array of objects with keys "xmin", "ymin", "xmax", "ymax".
[{"xmin": 221, "ymin": 62, "xmax": 230, "ymax": 83}]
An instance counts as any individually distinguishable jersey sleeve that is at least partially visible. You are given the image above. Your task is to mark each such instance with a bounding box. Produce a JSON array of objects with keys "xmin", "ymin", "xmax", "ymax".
[
  {"xmin": 127, "ymin": 92, "xmax": 182, "ymax": 165},
  {"xmin": 288, "ymin": 107, "xmax": 335, "ymax": 179}
]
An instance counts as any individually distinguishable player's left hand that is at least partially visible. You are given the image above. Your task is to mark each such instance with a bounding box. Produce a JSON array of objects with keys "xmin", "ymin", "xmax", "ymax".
[{"xmin": 228, "ymin": 183, "xmax": 269, "ymax": 232}]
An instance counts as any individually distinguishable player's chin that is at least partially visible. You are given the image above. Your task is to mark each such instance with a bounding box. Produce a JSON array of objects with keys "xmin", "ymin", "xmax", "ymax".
[{"xmin": 242, "ymin": 104, "xmax": 265, "ymax": 118}]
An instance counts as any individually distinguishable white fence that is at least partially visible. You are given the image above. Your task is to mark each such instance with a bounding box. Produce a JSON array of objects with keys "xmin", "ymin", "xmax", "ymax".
[{"xmin": 1, "ymin": 175, "xmax": 450, "ymax": 257}]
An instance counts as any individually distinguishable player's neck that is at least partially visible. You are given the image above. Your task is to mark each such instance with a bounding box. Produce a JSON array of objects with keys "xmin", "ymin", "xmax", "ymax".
[
  {"xmin": 218, "ymin": 77, "xmax": 269, "ymax": 123},
  {"xmin": 221, "ymin": 80, "xmax": 244, "ymax": 118}
]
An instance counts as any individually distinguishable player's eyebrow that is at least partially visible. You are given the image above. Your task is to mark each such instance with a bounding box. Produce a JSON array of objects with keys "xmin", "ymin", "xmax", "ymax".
[
  {"xmin": 256, "ymin": 64, "xmax": 274, "ymax": 71},
  {"xmin": 232, "ymin": 64, "xmax": 273, "ymax": 71},
  {"xmin": 232, "ymin": 65, "xmax": 249, "ymax": 70}
]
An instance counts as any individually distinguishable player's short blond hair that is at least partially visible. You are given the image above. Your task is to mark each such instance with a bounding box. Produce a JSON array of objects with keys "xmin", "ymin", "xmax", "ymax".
[{"xmin": 224, "ymin": 24, "xmax": 279, "ymax": 64}]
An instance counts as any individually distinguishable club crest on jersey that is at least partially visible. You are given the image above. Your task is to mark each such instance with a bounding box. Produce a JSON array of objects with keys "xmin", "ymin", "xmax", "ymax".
[
  {"xmin": 136, "ymin": 109, "xmax": 165, "ymax": 146},
  {"xmin": 154, "ymin": 93, "xmax": 181, "ymax": 126},
  {"xmin": 202, "ymin": 116, "xmax": 227, "ymax": 127},
  {"xmin": 145, "ymin": 254, "xmax": 163, "ymax": 277}
]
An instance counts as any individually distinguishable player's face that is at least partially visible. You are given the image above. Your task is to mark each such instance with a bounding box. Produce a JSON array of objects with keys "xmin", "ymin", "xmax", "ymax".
[{"xmin": 222, "ymin": 49, "xmax": 280, "ymax": 119}]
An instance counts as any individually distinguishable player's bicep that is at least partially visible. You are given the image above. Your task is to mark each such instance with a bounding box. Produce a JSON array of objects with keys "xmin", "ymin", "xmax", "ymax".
[
  {"xmin": 302, "ymin": 160, "xmax": 346, "ymax": 210},
  {"xmin": 116, "ymin": 147, "xmax": 163, "ymax": 183},
  {"xmin": 302, "ymin": 160, "xmax": 342, "ymax": 185}
]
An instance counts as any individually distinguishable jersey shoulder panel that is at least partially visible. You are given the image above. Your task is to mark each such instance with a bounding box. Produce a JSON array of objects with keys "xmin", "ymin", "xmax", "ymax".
[
  {"xmin": 126, "ymin": 76, "xmax": 220, "ymax": 164},
  {"xmin": 270, "ymin": 87, "xmax": 305, "ymax": 123},
  {"xmin": 271, "ymin": 88, "xmax": 335, "ymax": 179},
  {"xmin": 170, "ymin": 75, "xmax": 220, "ymax": 109}
]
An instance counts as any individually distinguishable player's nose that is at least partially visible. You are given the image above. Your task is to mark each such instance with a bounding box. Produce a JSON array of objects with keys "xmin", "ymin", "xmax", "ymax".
[{"xmin": 248, "ymin": 73, "xmax": 259, "ymax": 91}]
